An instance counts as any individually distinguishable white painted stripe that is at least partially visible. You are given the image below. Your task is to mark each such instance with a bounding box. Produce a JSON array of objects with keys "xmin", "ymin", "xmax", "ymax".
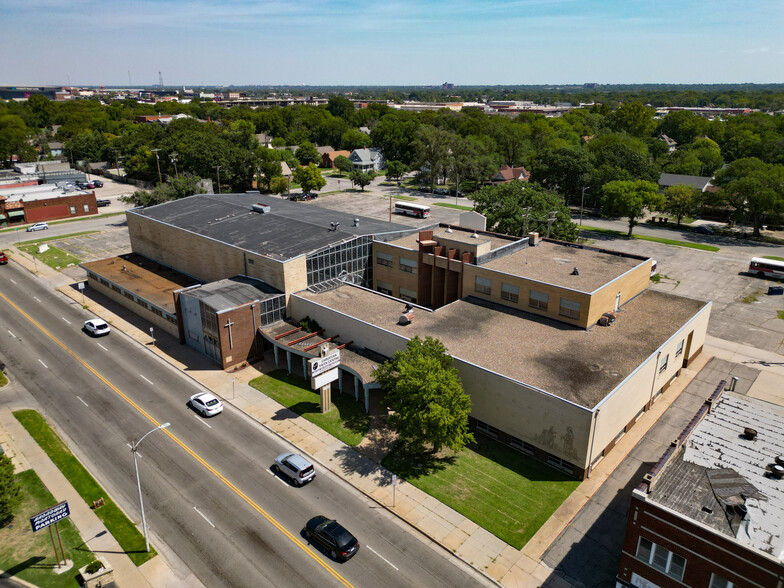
[
  {"xmin": 193, "ymin": 415, "xmax": 212, "ymax": 429},
  {"xmin": 61, "ymin": 317, "xmax": 71, "ymax": 325},
  {"xmin": 7, "ymin": 330, "xmax": 15, "ymax": 338},
  {"xmin": 365, "ymin": 545, "xmax": 398, "ymax": 571},
  {"xmin": 97, "ymin": 343, "xmax": 107, "ymax": 351},
  {"xmin": 127, "ymin": 443, "xmax": 142, "ymax": 458},
  {"xmin": 140, "ymin": 375, "xmax": 154, "ymax": 385},
  {"xmin": 193, "ymin": 506, "xmax": 216, "ymax": 528},
  {"xmin": 265, "ymin": 469, "xmax": 289, "ymax": 486},
  {"xmin": 9, "ymin": 279, "xmax": 16, "ymax": 284},
  {"xmin": 38, "ymin": 359, "xmax": 48, "ymax": 368},
  {"xmin": 34, "ymin": 296, "xmax": 41, "ymax": 302},
  {"xmin": 77, "ymin": 396, "xmax": 89, "ymax": 407}
]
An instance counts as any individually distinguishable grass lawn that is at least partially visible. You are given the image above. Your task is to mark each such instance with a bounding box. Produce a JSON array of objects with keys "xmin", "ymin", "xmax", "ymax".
[
  {"xmin": 14, "ymin": 410, "xmax": 155, "ymax": 566},
  {"xmin": 248, "ymin": 371, "xmax": 370, "ymax": 446},
  {"xmin": 382, "ymin": 436, "xmax": 579, "ymax": 549},
  {"xmin": 394, "ymin": 195, "xmax": 417, "ymax": 202},
  {"xmin": 18, "ymin": 231, "xmax": 98, "ymax": 246},
  {"xmin": 0, "ymin": 369, "xmax": 7, "ymax": 387},
  {"xmin": 433, "ymin": 203, "xmax": 473, "ymax": 211},
  {"xmin": 0, "ymin": 469, "xmax": 95, "ymax": 587},
  {"xmin": 763, "ymin": 256, "xmax": 784, "ymax": 262},
  {"xmin": 18, "ymin": 243, "xmax": 81, "ymax": 270},
  {"xmin": 580, "ymin": 226, "xmax": 720, "ymax": 252}
]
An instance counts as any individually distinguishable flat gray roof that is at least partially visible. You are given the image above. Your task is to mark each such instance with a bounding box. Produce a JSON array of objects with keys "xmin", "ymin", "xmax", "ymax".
[
  {"xmin": 387, "ymin": 227, "xmax": 517, "ymax": 251},
  {"xmin": 181, "ymin": 276, "xmax": 282, "ymax": 312},
  {"xmin": 483, "ymin": 241, "xmax": 646, "ymax": 293},
  {"xmin": 128, "ymin": 193, "xmax": 410, "ymax": 261},
  {"xmin": 649, "ymin": 393, "xmax": 784, "ymax": 558},
  {"xmin": 294, "ymin": 286, "xmax": 708, "ymax": 408}
]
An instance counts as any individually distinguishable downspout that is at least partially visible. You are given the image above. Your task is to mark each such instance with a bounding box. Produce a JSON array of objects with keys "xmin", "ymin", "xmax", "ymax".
[
  {"xmin": 648, "ymin": 351, "xmax": 662, "ymax": 409},
  {"xmin": 586, "ymin": 409, "xmax": 600, "ymax": 479}
]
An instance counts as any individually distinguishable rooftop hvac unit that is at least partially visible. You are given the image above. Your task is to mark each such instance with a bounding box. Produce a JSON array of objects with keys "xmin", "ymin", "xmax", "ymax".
[{"xmin": 252, "ymin": 203, "xmax": 271, "ymax": 213}]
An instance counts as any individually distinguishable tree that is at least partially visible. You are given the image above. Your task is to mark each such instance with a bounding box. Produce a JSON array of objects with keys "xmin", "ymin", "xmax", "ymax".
[
  {"xmin": 714, "ymin": 158, "xmax": 784, "ymax": 236},
  {"xmin": 663, "ymin": 185, "xmax": 700, "ymax": 226},
  {"xmin": 292, "ymin": 162, "xmax": 326, "ymax": 194},
  {"xmin": 348, "ymin": 170, "xmax": 375, "ymax": 191},
  {"xmin": 0, "ymin": 114, "xmax": 37, "ymax": 162},
  {"xmin": 609, "ymin": 102, "xmax": 656, "ymax": 137},
  {"xmin": 334, "ymin": 155, "xmax": 353, "ymax": 176},
  {"xmin": 385, "ymin": 160, "xmax": 408, "ymax": 181},
  {"xmin": 471, "ymin": 182, "xmax": 578, "ymax": 241},
  {"xmin": 326, "ymin": 96, "xmax": 355, "ymax": 120},
  {"xmin": 270, "ymin": 176, "xmax": 289, "ymax": 195},
  {"xmin": 340, "ymin": 128, "xmax": 368, "ymax": 151},
  {"xmin": 601, "ymin": 180, "xmax": 665, "ymax": 236},
  {"xmin": 373, "ymin": 336, "xmax": 474, "ymax": 453},
  {"xmin": 294, "ymin": 141, "xmax": 320, "ymax": 166},
  {"xmin": 257, "ymin": 149, "xmax": 283, "ymax": 190},
  {"xmin": 0, "ymin": 453, "xmax": 23, "ymax": 524},
  {"xmin": 412, "ymin": 125, "xmax": 452, "ymax": 190},
  {"xmin": 122, "ymin": 174, "xmax": 205, "ymax": 207},
  {"xmin": 530, "ymin": 146, "xmax": 594, "ymax": 204}
]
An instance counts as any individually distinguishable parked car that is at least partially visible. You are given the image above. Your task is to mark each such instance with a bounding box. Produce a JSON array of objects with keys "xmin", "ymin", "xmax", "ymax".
[
  {"xmin": 83, "ymin": 318, "xmax": 110, "ymax": 337},
  {"xmin": 92, "ymin": 179, "xmax": 104, "ymax": 188},
  {"xmin": 418, "ymin": 187, "xmax": 431, "ymax": 193},
  {"xmin": 274, "ymin": 452, "xmax": 316, "ymax": 486},
  {"xmin": 433, "ymin": 188, "xmax": 448, "ymax": 196},
  {"xmin": 0, "ymin": 251, "xmax": 8, "ymax": 264},
  {"xmin": 189, "ymin": 392, "xmax": 223, "ymax": 417},
  {"xmin": 96, "ymin": 199, "xmax": 111, "ymax": 207},
  {"xmin": 26, "ymin": 222, "xmax": 49, "ymax": 232},
  {"xmin": 449, "ymin": 189, "xmax": 465, "ymax": 198},
  {"xmin": 303, "ymin": 516, "xmax": 359, "ymax": 561},
  {"xmin": 77, "ymin": 180, "xmax": 96, "ymax": 190},
  {"xmin": 693, "ymin": 225, "xmax": 715, "ymax": 235}
]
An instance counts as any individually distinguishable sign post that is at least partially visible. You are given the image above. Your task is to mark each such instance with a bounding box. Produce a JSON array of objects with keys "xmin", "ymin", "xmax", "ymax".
[
  {"xmin": 77, "ymin": 281, "xmax": 86, "ymax": 305},
  {"xmin": 392, "ymin": 474, "xmax": 397, "ymax": 507},
  {"xmin": 30, "ymin": 501, "xmax": 71, "ymax": 566},
  {"xmin": 308, "ymin": 346, "xmax": 341, "ymax": 413}
]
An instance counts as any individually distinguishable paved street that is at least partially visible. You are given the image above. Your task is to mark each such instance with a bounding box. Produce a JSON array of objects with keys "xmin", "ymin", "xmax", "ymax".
[{"xmin": 0, "ymin": 261, "xmax": 493, "ymax": 588}]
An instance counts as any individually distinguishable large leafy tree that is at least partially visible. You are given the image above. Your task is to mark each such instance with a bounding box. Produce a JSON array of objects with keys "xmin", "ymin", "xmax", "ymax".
[
  {"xmin": 292, "ymin": 162, "xmax": 326, "ymax": 194},
  {"xmin": 472, "ymin": 182, "xmax": 578, "ymax": 241},
  {"xmin": 340, "ymin": 128, "xmax": 368, "ymax": 151},
  {"xmin": 0, "ymin": 114, "xmax": 37, "ymax": 162},
  {"xmin": 348, "ymin": 170, "xmax": 375, "ymax": 191},
  {"xmin": 609, "ymin": 102, "xmax": 656, "ymax": 137},
  {"xmin": 412, "ymin": 125, "xmax": 453, "ymax": 189},
  {"xmin": 373, "ymin": 336, "xmax": 474, "ymax": 453},
  {"xmin": 385, "ymin": 160, "xmax": 408, "ymax": 181},
  {"xmin": 663, "ymin": 185, "xmax": 701, "ymax": 226},
  {"xmin": 530, "ymin": 146, "xmax": 594, "ymax": 205},
  {"xmin": 334, "ymin": 155, "xmax": 353, "ymax": 176},
  {"xmin": 0, "ymin": 453, "xmax": 22, "ymax": 524},
  {"xmin": 123, "ymin": 174, "xmax": 206, "ymax": 206},
  {"xmin": 601, "ymin": 180, "xmax": 665, "ymax": 236},
  {"xmin": 294, "ymin": 141, "xmax": 320, "ymax": 166},
  {"xmin": 714, "ymin": 158, "xmax": 784, "ymax": 236}
]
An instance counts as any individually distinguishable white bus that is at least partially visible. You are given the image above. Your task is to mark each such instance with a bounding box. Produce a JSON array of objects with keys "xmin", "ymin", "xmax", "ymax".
[
  {"xmin": 749, "ymin": 257, "xmax": 784, "ymax": 279},
  {"xmin": 394, "ymin": 201, "xmax": 431, "ymax": 219}
]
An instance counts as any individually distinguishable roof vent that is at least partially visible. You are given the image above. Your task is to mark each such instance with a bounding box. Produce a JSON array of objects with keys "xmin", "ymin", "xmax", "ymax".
[
  {"xmin": 743, "ymin": 427, "xmax": 757, "ymax": 441},
  {"xmin": 252, "ymin": 203, "xmax": 271, "ymax": 214},
  {"xmin": 776, "ymin": 456, "xmax": 784, "ymax": 467},
  {"xmin": 353, "ymin": 218, "xmax": 360, "ymax": 227},
  {"xmin": 470, "ymin": 231, "xmax": 478, "ymax": 239},
  {"xmin": 330, "ymin": 222, "xmax": 340, "ymax": 232},
  {"xmin": 571, "ymin": 267, "xmax": 579, "ymax": 275},
  {"xmin": 398, "ymin": 305, "xmax": 414, "ymax": 325},
  {"xmin": 445, "ymin": 225, "xmax": 453, "ymax": 233},
  {"xmin": 770, "ymin": 464, "xmax": 784, "ymax": 479}
]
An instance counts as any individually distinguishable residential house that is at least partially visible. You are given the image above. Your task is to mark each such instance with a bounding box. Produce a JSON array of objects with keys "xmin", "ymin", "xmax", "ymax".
[
  {"xmin": 660, "ymin": 133, "xmax": 678, "ymax": 152},
  {"xmin": 490, "ymin": 165, "xmax": 530, "ymax": 184},
  {"xmin": 321, "ymin": 150, "xmax": 351, "ymax": 169},
  {"xmin": 658, "ymin": 173, "xmax": 713, "ymax": 193},
  {"xmin": 48, "ymin": 142, "xmax": 64, "ymax": 157},
  {"xmin": 256, "ymin": 133, "xmax": 273, "ymax": 148},
  {"xmin": 349, "ymin": 148, "xmax": 385, "ymax": 172},
  {"xmin": 358, "ymin": 126, "xmax": 371, "ymax": 135}
]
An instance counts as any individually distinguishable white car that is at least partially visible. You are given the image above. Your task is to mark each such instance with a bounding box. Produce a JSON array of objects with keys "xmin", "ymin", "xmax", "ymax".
[
  {"xmin": 26, "ymin": 222, "xmax": 49, "ymax": 232},
  {"xmin": 189, "ymin": 392, "xmax": 223, "ymax": 417},
  {"xmin": 274, "ymin": 452, "xmax": 316, "ymax": 486},
  {"xmin": 83, "ymin": 318, "xmax": 110, "ymax": 337}
]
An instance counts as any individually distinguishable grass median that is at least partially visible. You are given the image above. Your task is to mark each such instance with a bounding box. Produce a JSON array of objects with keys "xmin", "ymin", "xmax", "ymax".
[
  {"xmin": 17, "ymin": 243, "xmax": 81, "ymax": 270},
  {"xmin": 382, "ymin": 435, "xmax": 579, "ymax": 549},
  {"xmin": 580, "ymin": 226, "xmax": 720, "ymax": 252},
  {"xmin": 433, "ymin": 202, "xmax": 473, "ymax": 211},
  {"xmin": 13, "ymin": 410, "xmax": 155, "ymax": 566},
  {"xmin": 249, "ymin": 370, "xmax": 370, "ymax": 446},
  {"xmin": 0, "ymin": 469, "xmax": 95, "ymax": 588}
]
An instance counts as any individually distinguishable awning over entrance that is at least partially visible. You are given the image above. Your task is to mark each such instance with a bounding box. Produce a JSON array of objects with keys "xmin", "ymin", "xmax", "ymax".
[{"xmin": 6, "ymin": 210, "xmax": 25, "ymax": 218}]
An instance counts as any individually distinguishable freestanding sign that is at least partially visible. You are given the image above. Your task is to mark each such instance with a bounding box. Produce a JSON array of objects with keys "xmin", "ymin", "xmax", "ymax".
[
  {"xmin": 308, "ymin": 347, "xmax": 342, "ymax": 412},
  {"xmin": 30, "ymin": 501, "xmax": 70, "ymax": 568},
  {"xmin": 308, "ymin": 351, "xmax": 341, "ymax": 377}
]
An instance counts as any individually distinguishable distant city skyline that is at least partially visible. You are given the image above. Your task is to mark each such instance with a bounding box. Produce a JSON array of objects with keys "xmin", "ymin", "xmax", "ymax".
[{"xmin": 2, "ymin": 0, "xmax": 782, "ymax": 87}]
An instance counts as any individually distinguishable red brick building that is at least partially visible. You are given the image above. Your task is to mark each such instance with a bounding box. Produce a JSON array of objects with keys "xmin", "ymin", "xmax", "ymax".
[
  {"xmin": 617, "ymin": 383, "xmax": 784, "ymax": 588},
  {"xmin": 0, "ymin": 185, "xmax": 97, "ymax": 226}
]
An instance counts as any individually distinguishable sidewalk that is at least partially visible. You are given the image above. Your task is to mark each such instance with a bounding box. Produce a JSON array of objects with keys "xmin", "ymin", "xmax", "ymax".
[
  {"xmin": 0, "ymin": 402, "xmax": 200, "ymax": 588},
  {"xmin": 9, "ymin": 249, "xmax": 757, "ymax": 587}
]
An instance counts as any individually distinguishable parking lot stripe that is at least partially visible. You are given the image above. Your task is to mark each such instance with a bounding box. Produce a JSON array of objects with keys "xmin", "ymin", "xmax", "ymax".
[
  {"xmin": 7, "ymin": 330, "xmax": 15, "ymax": 338},
  {"xmin": 365, "ymin": 545, "xmax": 399, "ymax": 571},
  {"xmin": 193, "ymin": 506, "xmax": 216, "ymax": 528},
  {"xmin": 140, "ymin": 375, "xmax": 154, "ymax": 385},
  {"xmin": 77, "ymin": 396, "xmax": 89, "ymax": 407},
  {"xmin": 38, "ymin": 359, "xmax": 48, "ymax": 368},
  {"xmin": 62, "ymin": 317, "xmax": 71, "ymax": 325},
  {"xmin": 97, "ymin": 343, "xmax": 107, "ymax": 351}
]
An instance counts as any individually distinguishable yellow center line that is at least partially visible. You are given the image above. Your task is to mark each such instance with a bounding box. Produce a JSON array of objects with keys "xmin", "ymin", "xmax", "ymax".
[{"xmin": 0, "ymin": 290, "xmax": 355, "ymax": 588}]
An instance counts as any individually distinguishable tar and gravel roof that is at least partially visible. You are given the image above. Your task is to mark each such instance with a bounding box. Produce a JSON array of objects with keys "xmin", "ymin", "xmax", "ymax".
[
  {"xmin": 128, "ymin": 193, "xmax": 410, "ymax": 261},
  {"xmin": 181, "ymin": 276, "xmax": 283, "ymax": 312},
  {"xmin": 294, "ymin": 285, "xmax": 708, "ymax": 409},
  {"xmin": 649, "ymin": 393, "xmax": 784, "ymax": 558}
]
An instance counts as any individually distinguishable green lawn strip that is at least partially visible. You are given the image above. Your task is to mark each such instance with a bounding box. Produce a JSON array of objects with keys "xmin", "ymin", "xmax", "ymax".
[
  {"xmin": 433, "ymin": 203, "xmax": 473, "ymax": 211},
  {"xmin": 763, "ymin": 256, "xmax": 784, "ymax": 262},
  {"xmin": 0, "ymin": 469, "xmax": 95, "ymax": 588},
  {"xmin": 18, "ymin": 244, "xmax": 81, "ymax": 270},
  {"xmin": 248, "ymin": 371, "xmax": 370, "ymax": 446},
  {"xmin": 580, "ymin": 226, "xmax": 720, "ymax": 252},
  {"xmin": 382, "ymin": 436, "xmax": 579, "ymax": 549},
  {"xmin": 394, "ymin": 195, "xmax": 417, "ymax": 202},
  {"xmin": 0, "ymin": 369, "xmax": 7, "ymax": 387},
  {"xmin": 13, "ymin": 410, "xmax": 155, "ymax": 566},
  {"xmin": 18, "ymin": 231, "xmax": 98, "ymax": 246},
  {"xmin": 0, "ymin": 213, "xmax": 125, "ymax": 234}
]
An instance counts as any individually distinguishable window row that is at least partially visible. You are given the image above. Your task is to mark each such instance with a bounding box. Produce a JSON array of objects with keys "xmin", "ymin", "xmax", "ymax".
[
  {"xmin": 636, "ymin": 537, "xmax": 686, "ymax": 581},
  {"xmin": 376, "ymin": 252, "xmax": 418, "ymax": 275},
  {"xmin": 473, "ymin": 277, "xmax": 582, "ymax": 319},
  {"xmin": 375, "ymin": 282, "xmax": 417, "ymax": 304}
]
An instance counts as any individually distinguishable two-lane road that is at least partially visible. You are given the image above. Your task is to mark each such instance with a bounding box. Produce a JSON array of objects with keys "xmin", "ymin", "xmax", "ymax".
[{"xmin": 0, "ymin": 261, "xmax": 493, "ymax": 588}]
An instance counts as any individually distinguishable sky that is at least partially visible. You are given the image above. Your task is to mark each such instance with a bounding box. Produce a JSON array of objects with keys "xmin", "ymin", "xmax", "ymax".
[{"xmin": 1, "ymin": 0, "xmax": 783, "ymax": 86}]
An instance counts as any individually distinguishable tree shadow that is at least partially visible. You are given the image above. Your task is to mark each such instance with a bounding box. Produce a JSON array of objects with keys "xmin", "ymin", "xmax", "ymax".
[
  {"xmin": 332, "ymin": 445, "xmax": 400, "ymax": 486},
  {"xmin": 380, "ymin": 443, "xmax": 457, "ymax": 480}
]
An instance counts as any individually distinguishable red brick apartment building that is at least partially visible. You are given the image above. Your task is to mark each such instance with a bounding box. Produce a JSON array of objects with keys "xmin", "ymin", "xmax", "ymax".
[{"xmin": 617, "ymin": 383, "xmax": 784, "ymax": 587}]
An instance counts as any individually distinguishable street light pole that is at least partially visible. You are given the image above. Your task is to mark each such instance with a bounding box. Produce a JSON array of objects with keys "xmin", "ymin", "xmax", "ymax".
[
  {"xmin": 580, "ymin": 186, "xmax": 590, "ymax": 226},
  {"xmin": 151, "ymin": 149, "xmax": 163, "ymax": 184},
  {"xmin": 170, "ymin": 152, "xmax": 179, "ymax": 179},
  {"xmin": 131, "ymin": 422, "xmax": 170, "ymax": 552}
]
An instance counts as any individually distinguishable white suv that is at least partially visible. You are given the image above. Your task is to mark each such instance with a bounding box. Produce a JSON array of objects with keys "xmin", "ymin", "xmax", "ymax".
[
  {"xmin": 274, "ymin": 453, "xmax": 316, "ymax": 486},
  {"xmin": 26, "ymin": 222, "xmax": 49, "ymax": 232}
]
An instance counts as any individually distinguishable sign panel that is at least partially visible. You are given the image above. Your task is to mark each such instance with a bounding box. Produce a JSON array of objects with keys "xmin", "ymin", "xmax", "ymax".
[
  {"xmin": 77, "ymin": 282, "xmax": 85, "ymax": 290},
  {"xmin": 30, "ymin": 501, "xmax": 70, "ymax": 532},
  {"xmin": 308, "ymin": 351, "xmax": 341, "ymax": 377},
  {"xmin": 311, "ymin": 368, "xmax": 339, "ymax": 389}
]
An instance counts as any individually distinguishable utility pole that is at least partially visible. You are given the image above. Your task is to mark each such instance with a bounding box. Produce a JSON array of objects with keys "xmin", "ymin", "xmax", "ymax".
[
  {"xmin": 546, "ymin": 210, "xmax": 558, "ymax": 239},
  {"xmin": 580, "ymin": 186, "xmax": 589, "ymax": 226},
  {"xmin": 170, "ymin": 152, "xmax": 179, "ymax": 179},
  {"xmin": 150, "ymin": 149, "xmax": 163, "ymax": 184},
  {"xmin": 214, "ymin": 165, "xmax": 222, "ymax": 194}
]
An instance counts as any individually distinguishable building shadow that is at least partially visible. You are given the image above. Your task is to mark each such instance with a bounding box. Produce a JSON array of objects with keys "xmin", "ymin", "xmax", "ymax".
[{"xmin": 0, "ymin": 556, "xmax": 45, "ymax": 578}]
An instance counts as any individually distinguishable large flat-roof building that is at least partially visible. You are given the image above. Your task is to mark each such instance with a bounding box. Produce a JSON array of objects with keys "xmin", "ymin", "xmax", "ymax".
[{"xmin": 83, "ymin": 193, "xmax": 711, "ymax": 478}]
